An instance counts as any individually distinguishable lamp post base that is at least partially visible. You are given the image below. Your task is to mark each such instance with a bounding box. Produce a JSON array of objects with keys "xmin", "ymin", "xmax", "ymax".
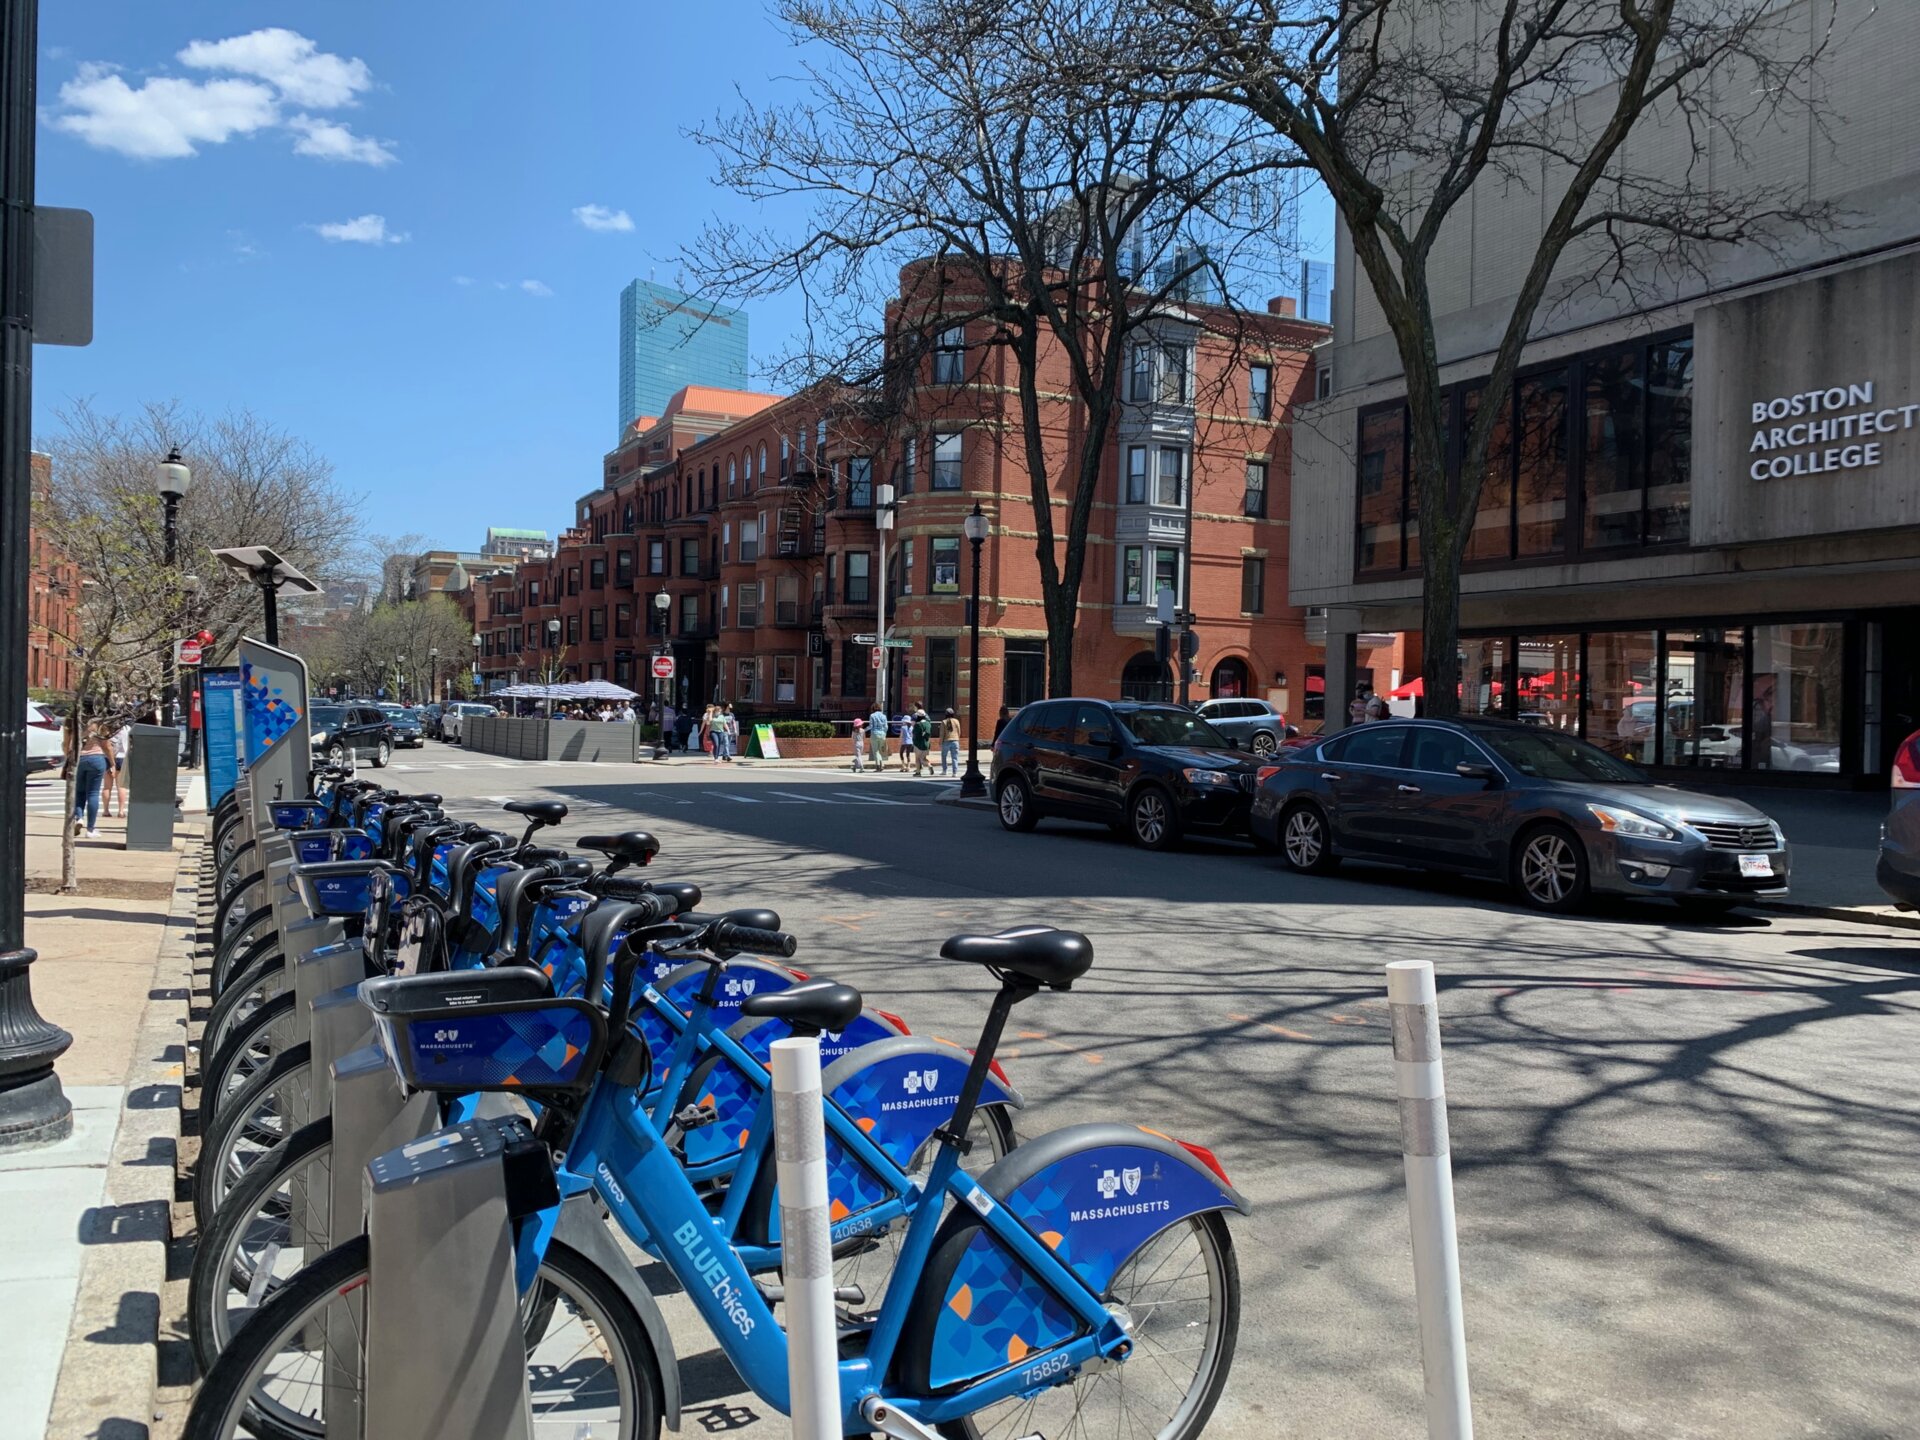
[
  {"xmin": 0, "ymin": 948, "xmax": 75, "ymax": 1151},
  {"xmin": 958, "ymin": 766, "xmax": 988, "ymax": 799}
]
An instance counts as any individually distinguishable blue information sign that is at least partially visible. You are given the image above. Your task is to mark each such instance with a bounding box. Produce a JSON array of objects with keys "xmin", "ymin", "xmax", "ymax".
[{"xmin": 201, "ymin": 667, "xmax": 244, "ymax": 808}]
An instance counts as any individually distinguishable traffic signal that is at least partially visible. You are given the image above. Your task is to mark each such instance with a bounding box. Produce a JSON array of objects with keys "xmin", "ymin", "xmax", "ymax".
[
  {"xmin": 1154, "ymin": 624, "xmax": 1172, "ymax": 664},
  {"xmin": 1180, "ymin": 627, "xmax": 1200, "ymax": 662}
]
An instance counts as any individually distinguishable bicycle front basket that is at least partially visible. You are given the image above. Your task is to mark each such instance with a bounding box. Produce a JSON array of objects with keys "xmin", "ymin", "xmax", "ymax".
[{"xmin": 361, "ymin": 969, "xmax": 607, "ymax": 1095}]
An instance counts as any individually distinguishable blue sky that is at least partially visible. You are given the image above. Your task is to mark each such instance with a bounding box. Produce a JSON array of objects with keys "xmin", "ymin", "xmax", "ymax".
[{"xmin": 35, "ymin": 5, "xmax": 1330, "ymax": 552}]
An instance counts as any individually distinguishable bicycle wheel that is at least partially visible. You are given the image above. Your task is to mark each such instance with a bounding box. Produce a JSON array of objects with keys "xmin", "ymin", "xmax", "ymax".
[
  {"xmin": 831, "ymin": 1104, "xmax": 1015, "ymax": 1324},
  {"xmin": 199, "ymin": 953, "xmax": 290, "ymax": 1073},
  {"xmin": 183, "ymin": 1235, "xmax": 661, "ymax": 1440},
  {"xmin": 213, "ymin": 888, "xmax": 267, "ymax": 952},
  {"xmin": 940, "ymin": 1211, "xmax": 1239, "ymax": 1440},
  {"xmin": 213, "ymin": 924, "xmax": 280, "ymax": 1000},
  {"xmin": 200, "ymin": 993, "xmax": 300, "ymax": 1128},
  {"xmin": 189, "ymin": 1118, "xmax": 332, "ymax": 1375},
  {"xmin": 196, "ymin": 1044, "xmax": 311, "ymax": 1228}
]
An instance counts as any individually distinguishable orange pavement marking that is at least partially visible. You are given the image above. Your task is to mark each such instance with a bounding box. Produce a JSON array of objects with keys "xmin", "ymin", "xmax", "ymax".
[
  {"xmin": 818, "ymin": 912, "xmax": 875, "ymax": 932},
  {"xmin": 1016, "ymin": 1030, "xmax": 1103, "ymax": 1064},
  {"xmin": 1229, "ymin": 1012, "xmax": 1314, "ymax": 1042}
]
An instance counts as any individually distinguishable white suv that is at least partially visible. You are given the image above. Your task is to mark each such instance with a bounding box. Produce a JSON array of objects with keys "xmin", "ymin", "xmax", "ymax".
[
  {"xmin": 27, "ymin": 702, "xmax": 64, "ymax": 773},
  {"xmin": 442, "ymin": 702, "xmax": 497, "ymax": 744}
]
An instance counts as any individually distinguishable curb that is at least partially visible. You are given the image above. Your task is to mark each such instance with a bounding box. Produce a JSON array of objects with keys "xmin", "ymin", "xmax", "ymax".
[
  {"xmin": 935, "ymin": 787, "xmax": 995, "ymax": 812},
  {"xmin": 45, "ymin": 834, "xmax": 199, "ymax": 1439},
  {"xmin": 1752, "ymin": 899, "xmax": 1920, "ymax": 932}
]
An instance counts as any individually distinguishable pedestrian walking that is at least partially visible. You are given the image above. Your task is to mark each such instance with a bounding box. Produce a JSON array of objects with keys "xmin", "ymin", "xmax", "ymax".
[
  {"xmin": 660, "ymin": 701, "xmax": 676, "ymax": 749},
  {"xmin": 940, "ymin": 708, "xmax": 962, "ymax": 776},
  {"xmin": 911, "ymin": 708, "xmax": 933, "ymax": 776},
  {"xmin": 1349, "ymin": 685, "xmax": 1371, "ymax": 726},
  {"xmin": 675, "ymin": 709, "xmax": 695, "ymax": 754},
  {"xmin": 851, "ymin": 718, "xmax": 867, "ymax": 773},
  {"xmin": 1365, "ymin": 687, "xmax": 1391, "ymax": 723},
  {"xmin": 706, "ymin": 705, "xmax": 729, "ymax": 762},
  {"xmin": 992, "ymin": 705, "xmax": 1012, "ymax": 742},
  {"xmin": 867, "ymin": 704, "xmax": 890, "ymax": 772},
  {"xmin": 724, "ymin": 704, "xmax": 740, "ymax": 762},
  {"xmin": 70, "ymin": 725, "xmax": 112, "ymax": 838}
]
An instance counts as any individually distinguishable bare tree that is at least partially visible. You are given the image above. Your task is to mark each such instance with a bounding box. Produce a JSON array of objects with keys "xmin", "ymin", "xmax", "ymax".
[
  {"xmin": 1149, "ymin": 0, "xmax": 1841, "ymax": 712},
  {"xmin": 688, "ymin": 0, "xmax": 1298, "ymax": 695},
  {"xmin": 39, "ymin": 401, "xmax": 364, "ymax": 664}
]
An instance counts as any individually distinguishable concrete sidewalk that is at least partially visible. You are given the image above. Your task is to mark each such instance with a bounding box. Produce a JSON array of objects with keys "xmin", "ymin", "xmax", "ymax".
[{"xmin": 4, "ymin": 796, "xmax": 201, "ymax": 1439}]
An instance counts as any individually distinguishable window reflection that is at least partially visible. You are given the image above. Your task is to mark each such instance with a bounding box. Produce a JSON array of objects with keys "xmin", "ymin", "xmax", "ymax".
[
  {"xmin": 1584, "ymin": 631, "xmax": 1658, "ymax": 760},
  {"xmin": 1516, "ymin": 635, "xmax": 1580, "ymax": 732},
  {"xmin": 1457, "ymin": 637, "xmax": 1509, "ymax": 718},
  {"xmin": 1357, "ymin": 408, "xmax": 1404, "ymax": 573},
  {"xmin": 1646, "ymin": 340, "xmax": 1693, "ymax": 544},
  {"xmin": 1752, "ymin": 623, "xmax": 1844, "ymax": 773},
  {"xmin": 1463, "ymin": 387, "xmax": 1513, "ymax": 564},
  {"xmin": 1582, "ymin": 352, "xmax": 1643, "ymax": 550},
  {"xmin": 1515, "ymin": 370, "xmax": 1569, "ymax": 557},
  {"xmin": 1663, "ymin": 628, "xmax": 1744, "ymax": 768}
]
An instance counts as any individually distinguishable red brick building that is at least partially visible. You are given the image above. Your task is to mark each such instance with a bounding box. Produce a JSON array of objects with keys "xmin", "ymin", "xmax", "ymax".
[
  {"xmin": 27, "ymin": 452, "xmax": 81, "ymax": 697},
  {"xmin": 470, "ymin": 273, "xmax": 1342, "ymax": 731}
]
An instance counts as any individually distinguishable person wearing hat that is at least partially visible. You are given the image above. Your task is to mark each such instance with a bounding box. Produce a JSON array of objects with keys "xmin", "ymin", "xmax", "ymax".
[
  {"xmin": 851, "ymin": 716, "xmax": 868, "ymax": 773},
  {"xmin": 910, "ymin": 706, "xmax": 933, "ymax": 776},
  {"xmin": 939, "ymin": 707, "xmax": 963, "ymax": 776}
]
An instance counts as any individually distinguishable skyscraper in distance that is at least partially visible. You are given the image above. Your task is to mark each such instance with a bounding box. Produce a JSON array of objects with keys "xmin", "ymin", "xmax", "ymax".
[
  {"xmin": 1298, "ymin": 259, "xmax": 1333, "ymax": 324},
  {"xmin": 618, "ymin": 280, "xmax": 750, "ymax": 435}
]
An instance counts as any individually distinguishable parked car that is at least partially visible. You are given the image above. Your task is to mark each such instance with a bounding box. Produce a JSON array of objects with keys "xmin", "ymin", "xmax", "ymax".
[
  {"xmin": 26, "ymin": 701, "xmax": 63, "ymax": 773},
  {"xmin": 442, "ymin": 702, "xmax": 498, "ymax": 744},
  {"xmin": 1192, "ymin": 697, "xmax": 1293, "ymax": 756},
  {"xmin": 1878, "ymin": 727, "xmax": 1920, "ymax": 908},
  {"xmin": 309, "ymin": 704, "xmax": 395, "ymax": 768},
  {"xmin": 380, "ymin": 704, "xmax": 425, "ymax": 748},
  {"xmin": 420, "ymin": 702, "xmax": 446, "ymax": 740},
  {"xmin": 991, "ymin": 698, "xmax": 1261, "ymax": 850},
  {"xmin": 1249, "ymin": 716, "xmax": 1791, "ymax": 915}
]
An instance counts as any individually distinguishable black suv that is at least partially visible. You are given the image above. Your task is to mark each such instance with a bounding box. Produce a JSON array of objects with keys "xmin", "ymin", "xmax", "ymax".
[
  {"xmin": 990, "ymin": 698, "xmax": 1261, "ymax": 849},
  {"xmin": 310, "ymin": 704, "xmax": 396, "ymax": 768}
]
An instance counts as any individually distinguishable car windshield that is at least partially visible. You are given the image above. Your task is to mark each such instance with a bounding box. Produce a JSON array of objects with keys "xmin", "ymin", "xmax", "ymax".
[
  {"xmin": 311, "ymin": 706, "xmax": 347, "ymax": 728},
  {"xmin": 1118, "ymin": 707, "xmax": 1231, "ymax": 750},
  {"xmin": 1475, "ymin": 727, "xmax": 1644, "ymax": 784}
]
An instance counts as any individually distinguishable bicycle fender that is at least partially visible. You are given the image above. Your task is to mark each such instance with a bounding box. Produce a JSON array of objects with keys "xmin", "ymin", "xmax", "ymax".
[
  {"xmin": 554, "ymin": 1194, "xmax": 682, "ymax": 1432},
  {"xmin": 902, "ymin": 1123, "xmax": 1244, "ymax": 1393},
  {"xmin": 635, "ymin": 959, "xmax": 801, "ymax": 1091},
  {"xmin": 824, "ymin": 1034, "xmax": 1024, "ymax": 1165}
]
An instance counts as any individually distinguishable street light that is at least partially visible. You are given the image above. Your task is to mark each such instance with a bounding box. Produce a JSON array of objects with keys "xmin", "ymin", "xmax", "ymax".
[
  {"xmin": 156, "ymin": 448, "xmax": 191, "ymax": 732},
  {"xmin": 429, "ymin": 646, "xmax": 439, "ymax": 705},
  {"xmin": 960, "ymin": 503, "xmax": 990, "ymax": 797},
  {"xmin": 875, "ymin": 481, "xmax": 896, "ymax": 711},
  {"xmin": 395, "ymin": 653, "xmax": 407, "ymax": 704},
  {"xmin": 210, "ymin": 547, "xmax": 320, "ymax": 646},
  {"xmin": 545, "ymin": 618, "xmax": 562, "ymax": 708},
  {"xmin": 471, "ymin": 632, "xmax": 482, "ymax": 695},
  {"xmin": 652, "ymin": 585, "xmax": 671, "ymax": 760}
]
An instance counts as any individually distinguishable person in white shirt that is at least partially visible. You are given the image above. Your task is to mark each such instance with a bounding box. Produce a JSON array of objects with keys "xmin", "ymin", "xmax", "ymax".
[
  {"xmin": 866, "ymin": 705, "xmax": 890, "ymax": 772},
  {"xmin": 617, "ymin": 703, "xmax": 637, "ymax": 724}
]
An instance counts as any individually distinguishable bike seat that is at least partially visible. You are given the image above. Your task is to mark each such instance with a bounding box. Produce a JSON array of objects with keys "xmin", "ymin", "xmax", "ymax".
[
  {"xmin": 741, "ymin": 978, "xmax": 862, "ymax": 1035},
  {"xmin": 940, "ymin": 926, "xmax": 1093, "ymax": 991},
  {"xmin": 506, "ymin": 800, "xmax": 569, "ymax": 827},
  {"xmin": 578, "ymin": 831, "xmax": 660, "ymax": 869}
]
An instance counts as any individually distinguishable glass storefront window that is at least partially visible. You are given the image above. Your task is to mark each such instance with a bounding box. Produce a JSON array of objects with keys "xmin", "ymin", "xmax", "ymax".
[
  {"xmin": 1515, "ymin": 369, "xmax": 1570, "ymax": 557},
  {"xmin": 1457, "ymin": 637, "xmax": 1509, "ymax": 718},
  {"xmin": 1463, "ymin": 387, "xmax": 1513, "ymax": 564},
  {"xmin": 1584, "ymin": 631, "xmax": 1658, "ymax": 760},
  {"xmin": 1582, "ymin": 352, "xmax": 1643, "ymax": 551},
  {"xmin": 1357, "ymin": 407, "xmax": 1404, "ymax": 573},
  {"xmin": 1662, "ymin": 628, "xmax": 1744, "ymax": 769},
  {"xmin": 1645, "ymin": 340, "xmax": 1693, "ymax": 544},
  {"xmin": 1516, "ymin": 635, "xmax": 1581, "ymax": 732},
  {"xmin": 1752, "ymin": 623, "xmax": 1844, "ymax": 773}
]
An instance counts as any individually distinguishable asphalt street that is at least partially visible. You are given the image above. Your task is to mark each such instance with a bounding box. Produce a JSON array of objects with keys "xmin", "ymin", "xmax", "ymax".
[{"xmin": 397, "ymin": 742, "xmax": 1920, "ymax": 1438}]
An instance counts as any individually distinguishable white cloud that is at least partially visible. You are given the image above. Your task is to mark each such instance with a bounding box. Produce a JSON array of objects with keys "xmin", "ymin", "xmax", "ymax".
[
  {"xmin": 54, "ymin": 29, "xmax": 394, "ymax": 165},
  {"xmin": 312, "ymin": 214, "xmax": 407, "ymax": 245},
  {"xmin": 572, "ymin": 204, "xmax": 634, "ymax": 234},
  {"xmin": 521, "ymin": 279, "xmax": 555, "ymax": 298},
  {"xmin": 51, "ymin": 63, "xmax": 278, "ymax": 159},
  {"xmin": 452, "ymin": 275, "xmax": 475, "ymax": 286},
  {"xmin": 179, "ymin": 28, "xmax": 371, "ymax": 109},
  {"xmin": 287, "ymin": 115, "xmax": 396, "ymax": 166}
]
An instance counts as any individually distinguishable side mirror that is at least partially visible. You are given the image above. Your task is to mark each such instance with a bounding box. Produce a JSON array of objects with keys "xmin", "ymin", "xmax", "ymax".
[
  {"xmin": 1456, "ymin": 761, "xmax": 1500, "ymax": 785},
  {"xmin": 1227, "ymin": 736, "xmax": 1241, "ymax": 750}
]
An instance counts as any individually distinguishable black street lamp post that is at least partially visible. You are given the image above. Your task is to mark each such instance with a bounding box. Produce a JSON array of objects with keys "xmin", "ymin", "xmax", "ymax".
[
  {"xmin": 652, "ymin": 586, "xmax": 671, "ymax": 759},
  {"xmin": 429, "ymin": 647, "xmax": 439, "ymax": 705},
  {"xmin": 157, "ymin": 448, "xmax": 190, "ymax": 732},
  {"xmin": 960, "ymin": 503, "xmax": 990, "ymax": 798}
]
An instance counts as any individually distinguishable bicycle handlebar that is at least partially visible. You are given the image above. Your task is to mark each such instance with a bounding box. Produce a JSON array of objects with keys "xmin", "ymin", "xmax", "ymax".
[{"xmin": 707, "ymin": 919, "xmax": 797, "ymax": 959}]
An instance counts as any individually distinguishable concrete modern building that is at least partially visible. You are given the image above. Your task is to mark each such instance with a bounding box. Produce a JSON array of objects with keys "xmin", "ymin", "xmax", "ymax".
[
  {"xmin": 1289, "ymin": 1, "xmax": 1920, "ymax": 786},
  {"xmin": 617, "ymin": 280, "xmax": 750, "ymax": 436},
  {"xmin": 481, "ymin": 527, "xmax": 551, "ymax": 563}
]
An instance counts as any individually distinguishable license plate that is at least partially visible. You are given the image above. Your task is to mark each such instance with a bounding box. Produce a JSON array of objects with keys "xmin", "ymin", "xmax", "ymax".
[{"xmin": 1738, "ymin": 853, "xmax": 1773, "ymax": 878}]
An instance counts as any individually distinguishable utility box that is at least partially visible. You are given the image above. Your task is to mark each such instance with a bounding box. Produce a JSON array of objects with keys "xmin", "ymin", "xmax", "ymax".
[{"xmin": 124, "ymin": 724, "xmax": 179, "ymax": 851}]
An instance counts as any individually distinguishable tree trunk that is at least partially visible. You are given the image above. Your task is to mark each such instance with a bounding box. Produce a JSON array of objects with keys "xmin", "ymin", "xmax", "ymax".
[
  {"xmin": 1044, "ymin": 587, "xmax": 1077, "ymax": 697},
  {"xmin": 1420, "ymin": 548, "xmax": 1464, "ymax": 721}
]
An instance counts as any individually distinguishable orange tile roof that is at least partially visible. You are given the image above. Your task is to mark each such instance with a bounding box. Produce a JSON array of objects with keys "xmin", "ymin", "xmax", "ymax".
[{"xmin": 665, "ymin": 385, "xmax": 783, "ymax": 419}]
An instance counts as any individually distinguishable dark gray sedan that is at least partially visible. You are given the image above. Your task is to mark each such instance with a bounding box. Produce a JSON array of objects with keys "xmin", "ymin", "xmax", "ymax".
[{"xmin": 1249, "ymin": 717, "xmax": 1791, "ymax": 914}]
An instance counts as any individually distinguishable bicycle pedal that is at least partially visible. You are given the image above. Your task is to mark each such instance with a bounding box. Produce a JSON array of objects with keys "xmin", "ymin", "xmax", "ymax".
[{"xmin": 672, "ymin": 1101, "xmax": 719, "ymax": 1130}]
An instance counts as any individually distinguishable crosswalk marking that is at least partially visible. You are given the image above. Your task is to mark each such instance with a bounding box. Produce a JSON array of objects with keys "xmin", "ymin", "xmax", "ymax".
[
  {"xmin": 703, "ymin": 791, "xmax": 761, "ymax": 804},
  {"xmin": 835, "ymin": 790, "xmax": 909, "ymax": 806},
  {"xmin": 770, "ymin": 791, "xmax": 832, "ymax": 804}
]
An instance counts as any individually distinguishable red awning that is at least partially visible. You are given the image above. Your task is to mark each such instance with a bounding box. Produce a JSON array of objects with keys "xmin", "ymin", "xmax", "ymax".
[
  {"xmin": 1390, "ymin": 677, "xmax": 1423, "ymax": 699},
  {"xmin": 1306, "ymin": 675, "xmax": 1326, "ymax": 694}
]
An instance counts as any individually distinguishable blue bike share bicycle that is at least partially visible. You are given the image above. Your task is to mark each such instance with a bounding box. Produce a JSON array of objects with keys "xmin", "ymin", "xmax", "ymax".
[{"xmin": 186, "ymin": 903, "xmax": 1245, "ymax": 1440}]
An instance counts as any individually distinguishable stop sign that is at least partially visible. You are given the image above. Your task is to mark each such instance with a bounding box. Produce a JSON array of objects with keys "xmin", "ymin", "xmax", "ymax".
[
  {"xmin": 651, "ymin": 654, "xmax": 675, "ymax": 679},
  {"xmin": 176, "ymin": 637, "xmax": 203, "ymax": 665}
]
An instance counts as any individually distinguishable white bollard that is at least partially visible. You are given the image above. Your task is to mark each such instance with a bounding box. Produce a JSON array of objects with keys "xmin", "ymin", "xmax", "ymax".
[
  {"xmin": 1386, "ymin": 959, "xmax": 1474, "ymax": 1440},
  {"xmin": 770, "ymin": 1036, "xmax": 840, "ymax": 1440}
]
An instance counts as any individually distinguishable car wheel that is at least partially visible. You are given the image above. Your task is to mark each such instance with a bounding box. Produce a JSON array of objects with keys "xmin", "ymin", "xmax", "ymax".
[
  {"xmin": 1127, "ymin": 785, "xmax": 1181, "ymax": 851},
  {"xmin": 326, "ymin": 741, "xmax": 349, "ymax": 768},
  {"xmin": 372, "ymin": 740, "xmax": 391, "ymax": 769},
  {"xmin": 1251, "ymin": 731, "xmax": 1278, "ymax": 757},
  {"xmin": 1513, "ymin": 823, "xmax": 1590, "ymax": 912},
  {"xmin": 996, "ymin": 775, "xmax": 1039, "ymax": 833},
  {"xmin": 1278, "ymin": 802, "xmax": 1339, "ymax": 874}
]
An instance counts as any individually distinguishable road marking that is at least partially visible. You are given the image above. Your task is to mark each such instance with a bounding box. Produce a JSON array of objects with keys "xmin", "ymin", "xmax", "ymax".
[
  {"xmin": 834, "ymin": 791, "xmax": 909, "ymax": 806},
  {"xmin": 1229, "ymin": 1012, "xmax": 1315, "ymax": 1042},
  {"xmin": 703, "ymin": 791, "xmax": 761, "ymax": 804},
  {"xmin": 770, "ymin": 791, "xmax": 832, "ymax": 804},
  {"xmin": 1015, "ymin": 1030, "xmax": 1103, "ymax": 1064},
  {"xmin": 818, "ymin": 912, "xmax": 875, "ymax": 932}
]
